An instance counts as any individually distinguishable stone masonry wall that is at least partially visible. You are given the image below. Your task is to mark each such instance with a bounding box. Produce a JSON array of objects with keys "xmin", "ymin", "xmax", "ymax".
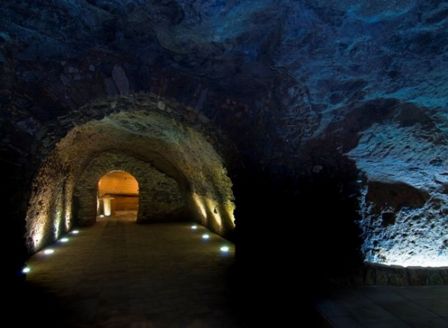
[{"xmin": 74, "ymin": 152, "xmax": 186, "ymax": 225}]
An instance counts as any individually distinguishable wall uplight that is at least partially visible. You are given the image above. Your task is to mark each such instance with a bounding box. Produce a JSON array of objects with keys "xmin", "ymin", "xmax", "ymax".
[
  {"xmin": 103, "ymin": 197, "xmax": 112, "ymax": 216},
  {"xmin": 192, "ymin": 193, "xmax": 207, "ymax": 220}
]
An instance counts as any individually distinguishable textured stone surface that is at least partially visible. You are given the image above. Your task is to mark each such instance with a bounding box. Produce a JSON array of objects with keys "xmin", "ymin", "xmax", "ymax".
[
  {"xmin": 350, "ymin": 119, "xmax": 448, "ymax": 267},
  {"xmin": 2, "ymin": 1, "xmax": 448, "ymax": 279},
  {"xmin": 24, "ymin": 96, "xmax": 235, "ymax": 253},
  {"xmin": 75, "ymin": 152, "xmax": 186, "ymax": 225},
  {"xmin": 24, "ymin": 153, "xmax": 73, "ymax": 251}
]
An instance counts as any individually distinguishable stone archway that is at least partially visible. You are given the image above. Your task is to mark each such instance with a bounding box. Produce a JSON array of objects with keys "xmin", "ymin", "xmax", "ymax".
[
  {"xmin": 74, "ymin": 152, "xmax": 187, "ymax": 226},
  {"xmin": 97, "ymin": 170, "xmax": 140, "ymax": 219},
  {"xmin": 24, "ymin": 95, "xmax": 237, "ymax": 253}
]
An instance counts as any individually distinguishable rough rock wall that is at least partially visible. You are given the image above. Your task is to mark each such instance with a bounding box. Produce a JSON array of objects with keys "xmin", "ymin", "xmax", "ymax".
[
  {"xmin": 2, "ymin": 1, "xmax": 448, "ymax": 279},
  {"xmin": 75, "ymin": 152, "xmax": 186, "ymax": 225},
  {"xmin": 313, "ymin": 99, "xmax": 448, "ymax": 268},
  {"xmin": 24, "ymin": 152, "xmax": 73, "ymax": 252},
  {"xmin": 349, "ymin": 121, "xmax": 448, "ymax": 267}
]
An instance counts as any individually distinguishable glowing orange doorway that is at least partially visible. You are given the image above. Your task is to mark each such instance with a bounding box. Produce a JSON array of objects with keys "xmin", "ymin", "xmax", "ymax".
[{"xmin": 97, "ymin": 171, "xmax": 139, "ymax": 220}]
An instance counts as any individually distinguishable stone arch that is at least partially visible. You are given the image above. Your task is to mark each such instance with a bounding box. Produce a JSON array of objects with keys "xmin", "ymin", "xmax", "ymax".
[
  {"xmin": 97, "ymin": 170, "xmax": 139, "ymax": 218},
  {"xmin": 24, "ymin": 94, "xmax": 237, "ymax": 253},
  {"xmin": 74, "ymin": 152, "xmax": 187, "ymax": 225}
]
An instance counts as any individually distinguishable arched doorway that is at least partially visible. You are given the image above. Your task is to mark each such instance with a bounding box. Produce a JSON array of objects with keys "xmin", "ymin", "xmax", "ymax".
[
  {"xmin": 24, "ymin": 96, "xmax": 236, "ymax": 252},
  {"xmin": 97, "ymin": 171, "xmax": 139, "ymax": 221}
]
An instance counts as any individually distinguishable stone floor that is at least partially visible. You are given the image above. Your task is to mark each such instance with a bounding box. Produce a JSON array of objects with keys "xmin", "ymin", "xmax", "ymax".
[
  {"xmin": 22, "ymin": 217, "xmax": 239, "ymax": 327},
  {"xmin": 12, "ymin": 217, "xmax": 448, "ymax": 327},
  {"xmin": 316, "ymin": 285, "xmax": 448, "ymax": 327}
]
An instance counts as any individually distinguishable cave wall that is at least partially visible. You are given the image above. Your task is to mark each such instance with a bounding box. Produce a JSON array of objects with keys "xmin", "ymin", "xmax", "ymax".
[
  {"xmin": 349, "ymin": 119, "xmax": 448, "ymax": 267},
  {"xmin": 1, "ymin": 1, "xmax": 447, "ymax": 279},
  {"xmin": 74, "ymin": 152, "xmax": 186, "ymax": 225}
]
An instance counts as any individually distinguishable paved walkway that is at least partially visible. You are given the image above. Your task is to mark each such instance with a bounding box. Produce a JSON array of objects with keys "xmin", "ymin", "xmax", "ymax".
[
  {"xmin": 23, "ymin": 218, "xmax": 239, "ymax": 327},
  {"xmin": 316, "ymin": 285, "xmax": 448, "ymax": 327}
]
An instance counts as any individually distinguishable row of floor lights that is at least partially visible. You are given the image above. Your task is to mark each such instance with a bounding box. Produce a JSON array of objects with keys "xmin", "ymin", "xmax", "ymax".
[
  {"xmin": 190, "ymin": 224, "xmax": 230, "ymax": 254},
  {"xmin": 21, "ymin": 229, "xmax": 80, "ymax": 274}
]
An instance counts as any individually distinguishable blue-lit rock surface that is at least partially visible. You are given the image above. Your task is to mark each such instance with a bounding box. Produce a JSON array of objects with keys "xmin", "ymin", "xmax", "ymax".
[
  {"xmin": 1, "ymin": 1, "xmax": 447, "ymax": 270},
  {"xmin": 349, "ymin": 117, "xmax": 448, "ymax": 267}
]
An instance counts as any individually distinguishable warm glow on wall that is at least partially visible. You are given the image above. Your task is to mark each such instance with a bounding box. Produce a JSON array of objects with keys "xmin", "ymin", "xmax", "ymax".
[
  {"xmin": 206, "ymin": 198, "xmax": 223, "ymax": 230},
  {"xmin": 96, "ymin": 171, "xmax": 139, "ymax": 218},
  {"xmin": 31, "ymin": 213, "xmax": 49, "ymax": 251},
  {"xmin": 191, "ymin": 193, "xmax": 236, "ymax": 234},
  {"xmin": 64, "ymin": 199, "xmax": 72, "ymax": 231},
  {"xmin": 192, "ymin": 193, "xmax": 207, "ymax": 221},
  {"xmin": 102, "ymin": 197, "xmax": 112, "ymax": 216},
  {"xmin": 64, "ymin": 179, "xmax": 74, "ymax": 232},
  {"xmin": 98, "ymin": 171, "xmax": 139, "ymax": 197},
  {"xmin": 224, "ymin": 201, "xmax": 236, "ymax": 227},
  {"xmin": 53, "ymin": 194, "xmax": 63, "ymax": 240}
]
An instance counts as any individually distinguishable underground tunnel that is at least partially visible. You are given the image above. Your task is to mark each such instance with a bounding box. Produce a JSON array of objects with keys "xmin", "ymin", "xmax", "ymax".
[
  {"xmin": 24, "ymin": 97, "xmax": 236, "ymax": 253},
  {"xmin": 2, "ymin": 1, "xmax": 448, "ymax": 327}
]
